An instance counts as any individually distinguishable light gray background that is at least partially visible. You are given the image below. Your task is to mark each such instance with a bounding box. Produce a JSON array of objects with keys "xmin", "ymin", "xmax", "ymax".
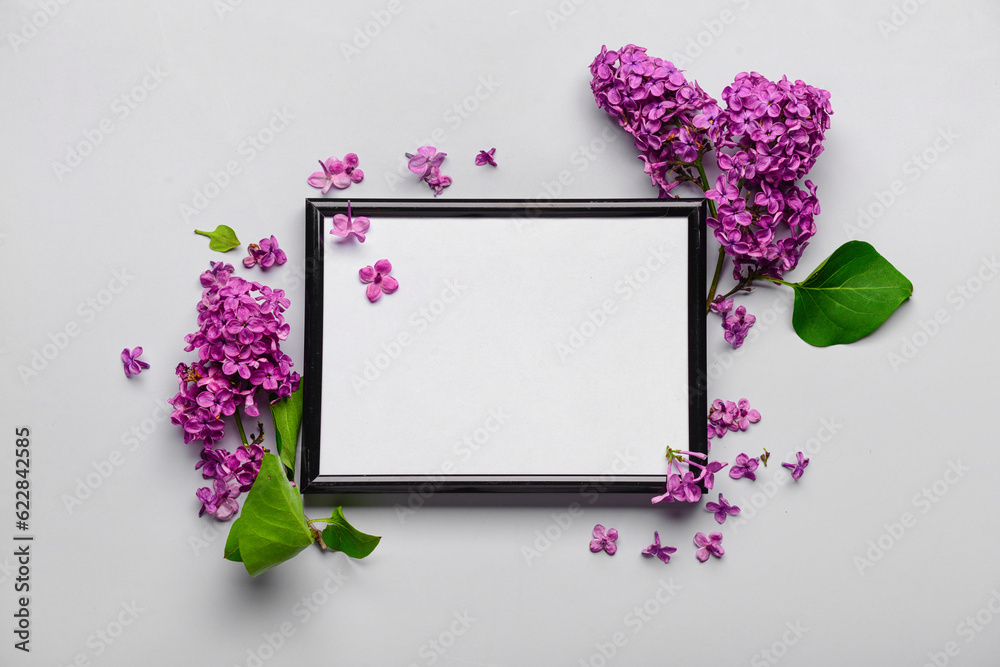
[{"xmin": 2, "ymin": 1, "xmax": 998, "ymax": 665}]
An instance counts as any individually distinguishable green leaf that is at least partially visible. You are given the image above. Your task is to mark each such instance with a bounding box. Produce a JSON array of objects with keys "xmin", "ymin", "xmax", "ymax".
[
  {"xmin": 194, "ymin": 225, "xmax": 241, "ymax": 252},
  {"xmin": 319, "ymin": 507, "xmax": 381, "ymax": 559},
  {"xmin": 224, "ymin": 518, "xmax": 243, "ymax": 562},
  {"xmin": 784, "ymin": 241, "xmax": 913, "ymax": 346},
  {"xmin": 224, "ymin": 453, "xmax": 314, "ymax": 576},
  {"xmin": 270, "ymin": 382, "xmax": 304, "ymax": 475}
]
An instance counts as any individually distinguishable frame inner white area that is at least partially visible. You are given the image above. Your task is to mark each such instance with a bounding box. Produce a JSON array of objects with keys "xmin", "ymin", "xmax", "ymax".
[{"xmin": 319, "ymin": 214, "xmax": 690, "ymax": 476}]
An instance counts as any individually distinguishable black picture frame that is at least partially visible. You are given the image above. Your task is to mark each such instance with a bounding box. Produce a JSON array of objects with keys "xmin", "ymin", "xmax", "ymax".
[{"xmin": 300, "ymin": 199, "xmax": 707, "ymax": 493}]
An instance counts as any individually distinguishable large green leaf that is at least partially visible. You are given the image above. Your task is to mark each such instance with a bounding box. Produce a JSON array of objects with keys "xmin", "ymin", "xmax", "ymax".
[
  {"xmin": 784, "ymin": 241, "xmax": 913, "ymax": 346},
  {"xmin": 270, "ymin": 382, "xmax": 304, "ymax": 475},
  {"xmin": 224, "ymin": 517, "xmax": 243, "ymax": 562},
  {"xmin": 224, "ymin": 453, "xmax": 314, "ymax": 576},
  {"xmin": 319, "ymin": 507, "xmax": 381, "ymax": 559},
  {"xmin": 194, "ymin": 225, "xmax": 241, "ymax": 252}
]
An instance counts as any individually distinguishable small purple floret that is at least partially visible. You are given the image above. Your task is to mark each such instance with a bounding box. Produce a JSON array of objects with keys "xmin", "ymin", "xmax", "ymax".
[
  {"xmin": 589, "ymin": 524, "xmax": 618, "ymax": 555},
  {"xmin": 782, "ymin": 451, "xmax": 809, "ymax": 480},
  {"xmin": 122, "ymin": 347, "xmax": 149, "ymax": 377}
]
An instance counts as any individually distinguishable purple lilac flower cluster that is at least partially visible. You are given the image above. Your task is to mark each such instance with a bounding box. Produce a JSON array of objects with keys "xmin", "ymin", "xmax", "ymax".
[
  {"xmin": 705, "ymin": 72, "xmax": 832, "ymax": 279},
  {"xmin": 709, "ymin": 297, "xmax": 756, "ymax": 349},
  {"xmin": 652, "ymin": 447, "xmax": 728, "ymax": 505},
  {"xmin": 707, "ymin": 398, "xmax": 761, "ymax": 443},
  {"xmin": 589, "ymin": 45, "xmax": 832, "ymax": 287},
  {"xmin": 307, "ymin": 154, "xmax": 364, "ymax": 194},
  {"xmin": 194, "ymin": 443, "xmax": 265, "ymax": 520},
  {"xmin": 589, "ymin": 44, "xmax": 718, "ymax": 197},
  {"xmin": 406, "ymin": 146, "xmax": 452, "ymax": 196},
  {"xmin": 243, "ymin": 235, "xmax": 287, "ymax": 269},
  {"xmin": 169, "ymin": 261, "xmax": 301, "ymax": 519}
]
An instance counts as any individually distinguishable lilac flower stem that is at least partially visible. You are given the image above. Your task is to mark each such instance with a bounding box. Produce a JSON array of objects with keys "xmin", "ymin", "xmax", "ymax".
[
  {"xmin": 706, "ymin": 248, "xmax": 728, "ymax": 314},
  {"xmin": 716, "ymin": 273, "xmax": 757, "ymax": 302},
  {"xmin": 234, "ymin": 410, "xmax": 249, "ymax": 447},
  {"xmin": 754, "ymin": 276, "xmax": 793, "ymax": 287},
  {"xmin": 694, "ymin": 159, "xmax": 719, "ymax": 220},
  {"xmin": 694, "ymin": 158, "xmax": 727, "ymax": 313}
]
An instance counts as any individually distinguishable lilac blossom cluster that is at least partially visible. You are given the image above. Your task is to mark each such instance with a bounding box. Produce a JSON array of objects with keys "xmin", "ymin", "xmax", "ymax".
[
  {"xmin": 707, "ymin": 398, "xmax": 761, "ymax": 443},
  {"xmin": 651, "ymin": 398, "xmax": 762, "ymax": 505},
  {"xmin": 169, "ymin": 261, "xmax": 301, "ymax": 519},
  {"xmin": 307, "ymin": 154, "xmax": 364, "ymax": 194},
  {"xmin": 589, "ymin": 44, "xmax": 718, "ymax": 196},
  {"xmin": 709, "ymin": 297, "xmax": 756, "ymax": 348},
  {"xmin": 706, "ymin": 72, "xmax": 832, "ymax": 279},
  {"xmin": 194, "ymin": 443, "xmax": 265, "ymax": 520},
  {"xmin": 589, "ymin": 45, "xmax": 832, "ymax": 284},
  {"xmin": 243, "ymin": 235, "xmax": 287, "ymax": 269},
  {"xmin": 406, "ymin": 146, "xmax": 452, "ymax": 196},
  {"xmin": 652, "ymin": 447, "xmax": 728, "ymax": 505}
]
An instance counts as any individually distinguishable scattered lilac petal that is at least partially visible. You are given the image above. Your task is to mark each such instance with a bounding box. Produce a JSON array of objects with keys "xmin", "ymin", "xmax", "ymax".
[
  {"xmin": 406, "ymin": 146, "xmax": 446, "ymax": 178},
  {"xmin": 693, "ymin": 531, "xmax": 724, "ymax": 561},
  {"xmin": 590, "ymin": 524, "xmax": 618, "ymax": 555},
  {"xmin": 406, "ymin": 146, "xmax": 452, "ymax": 196},
  {"xmin": 705, "ymin": 493, "xmax": 741, "ymax": 524},
  {"xmin": 308, "ymin": 155, "xmax": 364, "ymax": 193},
  {"xmin": 243, "ymin": 236, "xmax": 287, "ymax": 269},
  {"xmin": 426, "ymin": 166, "xmax": 452, "ymax": 196},
  {"xmin": 475, "ymin": 148, "xmax": 497, "ymax": 167},
  {"xmin": 641, "ymin": 531, "xmax": 677, "ymax": 563},
  {"xmin": 330, "ymin": 202, "xmax": 370, "ymax": 243},
  {"xmin": 723, "ymin": 306, "xmax": 755, "ymax": 348},
  {"xmin": 122, "ymin": 347, "xmax": 149, "ymax": 377},
  {"xmin": 729, "ymin": 452, "xmax": 759, "ymax": 481},
  {"xmin": 359, "ymin": 259, "xmax": 398, "ymax": 303},
  {"xmin": 782, "ymin": 451, "xmax": 810, "ymax": 480},
  {"xmin": 709, "ymin": 296, "xmax": 733, "ymax": 317}
]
